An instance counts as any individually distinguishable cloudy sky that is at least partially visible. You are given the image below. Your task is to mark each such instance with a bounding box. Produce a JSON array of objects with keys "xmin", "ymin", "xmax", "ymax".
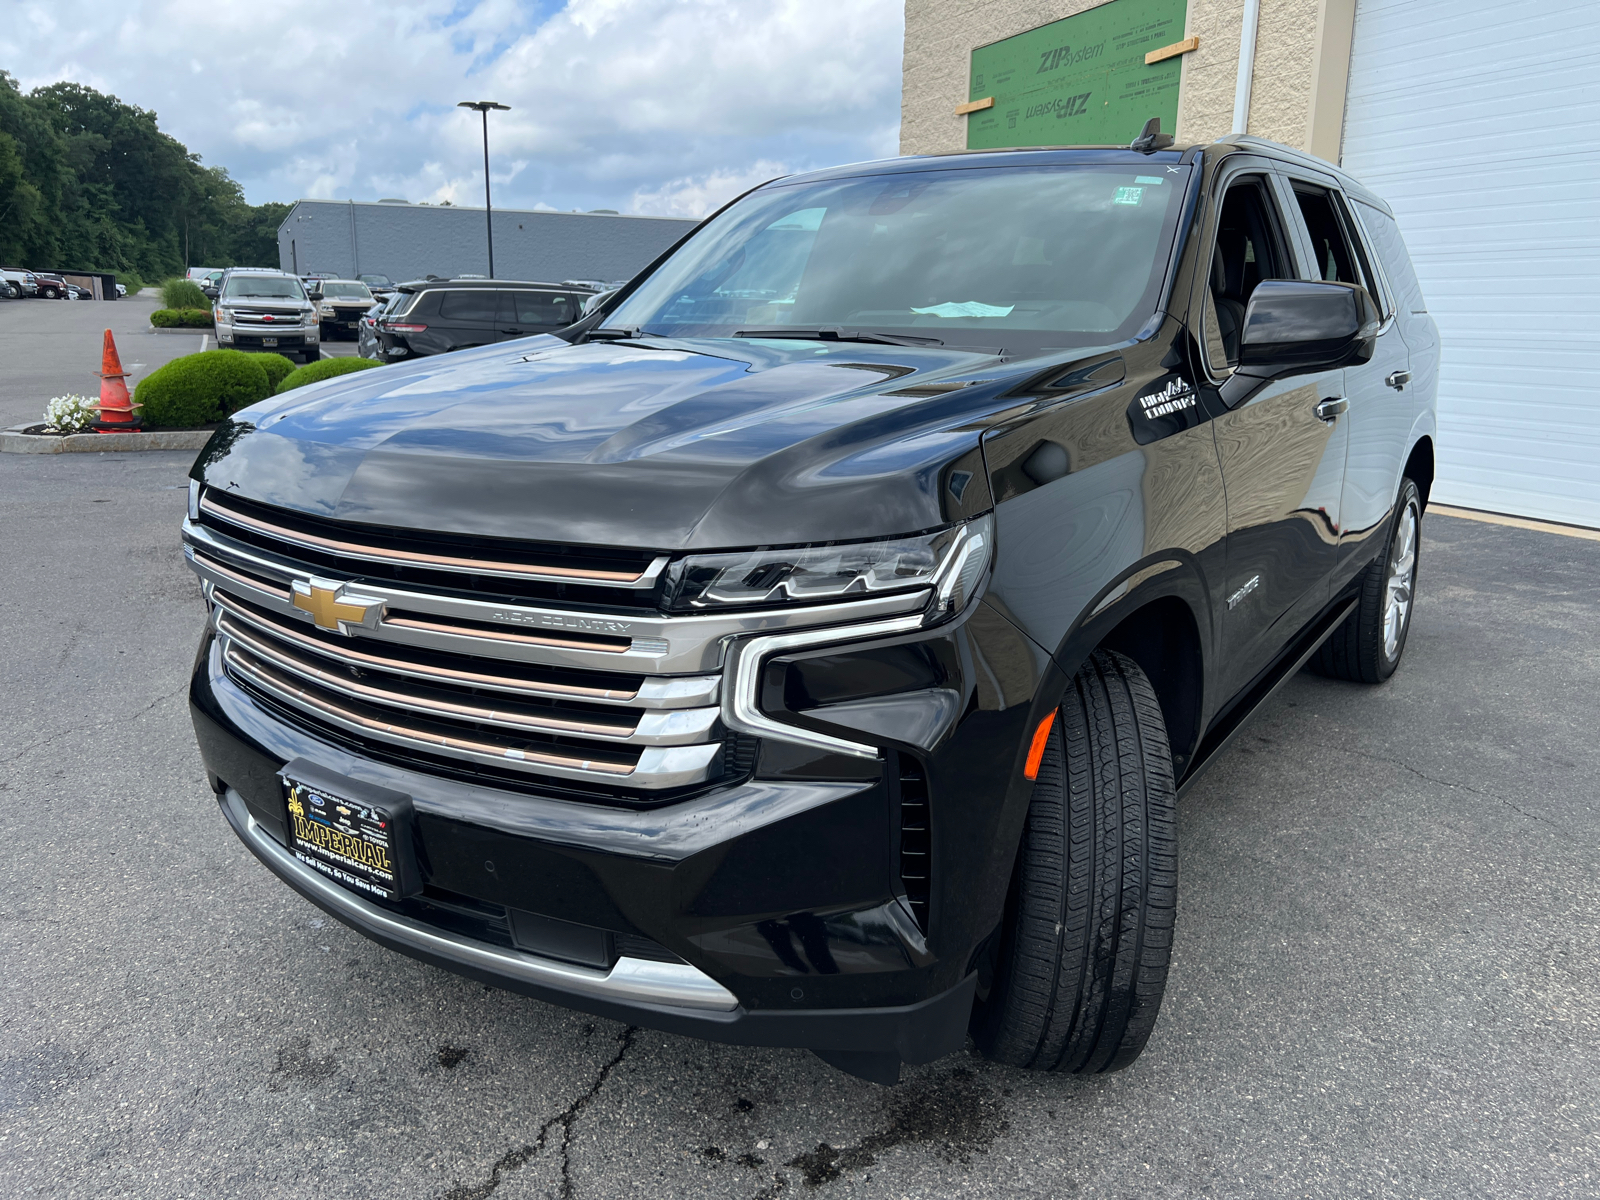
[{"xmin": 1, "ymin": 0, "xmax": 905, "ymax": 217}]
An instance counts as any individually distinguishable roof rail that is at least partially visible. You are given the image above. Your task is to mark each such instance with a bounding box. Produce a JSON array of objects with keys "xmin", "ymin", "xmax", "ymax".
[{"xmin": 1228, "ymin": 134, "xmax": 1342, "ymax": 175}]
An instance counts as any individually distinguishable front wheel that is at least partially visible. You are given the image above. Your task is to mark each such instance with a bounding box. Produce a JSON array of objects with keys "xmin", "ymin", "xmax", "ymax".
[
  {"xmin": 1310, "ymin": 477, "xmax": 1421, "ymax": 684},
  {"xmin": 972, "ymin": 649, "xmax": 1177, "ymax": 1073}
]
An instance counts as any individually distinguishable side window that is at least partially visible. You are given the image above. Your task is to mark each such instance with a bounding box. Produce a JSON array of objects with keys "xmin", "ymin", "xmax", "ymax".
[
  {"xmin": 514, "ymin": 291, "xmax": 578, "ymax": 326},
  {"xmin": 1291, "ymin": 186, "xmax": 1362, "ymax": 286},
  {"xmin": 1202, "ymin": 176, "xmax": 1293, "ymax": 374},
  {"xmin": 437, "ymin": 290, "xmax": 500, "ymax": 323},
  {"xmin": 1353, "ymin": 200, "xmax": 1427, "ymax": 315}
]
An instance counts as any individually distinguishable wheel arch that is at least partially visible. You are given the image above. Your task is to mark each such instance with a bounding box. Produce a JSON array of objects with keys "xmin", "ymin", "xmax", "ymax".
[
  {"xmin": 1050, "ymin": 557, "xmax": 1212, "ymax": 774},
  {"xmin": 1404, "ymin": 435, "xmax": 1434, "ymax": 509}
]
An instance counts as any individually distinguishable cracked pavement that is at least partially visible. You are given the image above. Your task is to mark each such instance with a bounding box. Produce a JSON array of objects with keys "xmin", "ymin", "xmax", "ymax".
[{"xmin": 2, "ymin": 440, "xmax": 1597, "ymax": 1197}]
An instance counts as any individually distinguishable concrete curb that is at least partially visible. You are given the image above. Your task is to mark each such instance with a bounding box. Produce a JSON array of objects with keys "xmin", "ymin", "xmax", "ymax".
[{"xmin": 1, "ymin": 424, "xmax": 212, "ymax": 454}]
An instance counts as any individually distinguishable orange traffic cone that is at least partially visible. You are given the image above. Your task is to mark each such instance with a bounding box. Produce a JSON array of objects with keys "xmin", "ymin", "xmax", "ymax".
[{"xmin": 93, "ymin": 329, "xmax": 141, "ymax": 431}]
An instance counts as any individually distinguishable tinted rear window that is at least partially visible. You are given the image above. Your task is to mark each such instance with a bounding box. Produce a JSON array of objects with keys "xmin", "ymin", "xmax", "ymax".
[{"xmin": 437, "ymin": 290, "xmax": 500, "ymax": 322}]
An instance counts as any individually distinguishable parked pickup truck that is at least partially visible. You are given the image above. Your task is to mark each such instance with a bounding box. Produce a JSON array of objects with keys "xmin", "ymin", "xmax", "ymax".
[{"xmin": 182, "ymin": 133, "xmax": 1437, "ymax": 1085}]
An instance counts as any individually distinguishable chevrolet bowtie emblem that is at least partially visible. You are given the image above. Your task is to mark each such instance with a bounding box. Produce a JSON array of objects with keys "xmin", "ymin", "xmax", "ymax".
[{"xmin": 291, "ymin": 578, "xmax": 385, "ymax": 635}]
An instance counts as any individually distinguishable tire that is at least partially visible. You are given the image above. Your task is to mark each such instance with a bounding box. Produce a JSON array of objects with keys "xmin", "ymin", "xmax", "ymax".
[
  {"xmin": 43, "ymin": 286, "xmax": 59, "ymax": 299},
  {"xmin": 972, "ymin": 649, "xmax": 1177, "ymax": 1073},
  {"xmin": 1309, "ymin": 477, "xmax": 1421, "ymax": 684},
  {"xmin": 302, "ymin": 349, "xmax": 321, "ymax": 364},
  {"xmin": 5, "ymin": 283, "xmax": 19, "ymax": 299}
]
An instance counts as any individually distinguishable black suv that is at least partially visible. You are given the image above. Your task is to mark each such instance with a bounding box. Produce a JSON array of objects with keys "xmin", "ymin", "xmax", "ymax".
[
  {"xmin": 373, "ymin": 279, "xmax": 592, "ymax": 359},
  {"xmin": 183, "ymin": 134, "xmax": 1437, "ymax": 1085}
]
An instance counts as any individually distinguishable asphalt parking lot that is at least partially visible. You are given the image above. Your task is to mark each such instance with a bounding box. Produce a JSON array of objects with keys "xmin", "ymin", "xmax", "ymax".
[
  {"xmin": 2, "ymin": 304, "xmax": 1597, "ymax": 1196},
  {"xmin": 0, "ymin": 289, "xmax": 360, "ymax": 431}
]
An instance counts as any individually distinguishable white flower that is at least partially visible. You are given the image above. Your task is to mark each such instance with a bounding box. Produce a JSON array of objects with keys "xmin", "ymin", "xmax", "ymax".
[{"xmin": 42, "ymin": 394, "xmax": 102, "ymax": 434}]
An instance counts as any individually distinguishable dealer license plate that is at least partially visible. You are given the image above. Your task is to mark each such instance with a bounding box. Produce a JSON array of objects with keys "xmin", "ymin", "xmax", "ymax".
[
  {"xmin": 262, "ymin": 337, "xmax": 278, "ymax": 346},
  {"xmin": 285, "ymin": 777, "xmax": 397, "ymax": 900}
]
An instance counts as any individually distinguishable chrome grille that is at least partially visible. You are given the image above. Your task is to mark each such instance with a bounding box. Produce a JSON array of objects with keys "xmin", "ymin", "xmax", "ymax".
[{"xmin": 183, "ymin": 491, "xmax": 929, "ymax": 797}]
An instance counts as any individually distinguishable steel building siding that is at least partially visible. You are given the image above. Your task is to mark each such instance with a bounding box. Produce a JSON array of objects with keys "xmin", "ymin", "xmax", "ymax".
[
  {"xmin": 1340, "ymin": 0, "xmax": 1600, "ymax": 528},
  {"xmin": 278, "ymin": 202, "xmax": 698, "ymax": 289}
]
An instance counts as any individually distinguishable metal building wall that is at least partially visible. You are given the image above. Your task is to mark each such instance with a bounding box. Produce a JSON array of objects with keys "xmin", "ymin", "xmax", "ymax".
[
  {"xmin": 277, "ymin": 202, "xmax": 697, "ymax": 286},
  {"xmin": 1341, "ymin": 0, "xmax": 1600, "ymax": 528}
]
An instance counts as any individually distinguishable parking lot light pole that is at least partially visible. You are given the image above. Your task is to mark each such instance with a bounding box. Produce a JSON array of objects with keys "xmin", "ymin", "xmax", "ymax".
[{"xmin": 457, "ymin": 101, "xmax": 510, "ymax": 278}]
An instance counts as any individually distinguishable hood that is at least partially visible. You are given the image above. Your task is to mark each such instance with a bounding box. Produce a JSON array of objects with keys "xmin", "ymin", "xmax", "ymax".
[{"xmin": 197, "ymin": 336, "xmax": 1040, "ymax": 550}]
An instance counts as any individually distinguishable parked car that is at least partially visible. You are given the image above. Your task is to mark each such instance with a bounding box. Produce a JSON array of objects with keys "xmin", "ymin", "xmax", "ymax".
[
  {"xmin": 115, "ymin": 283, "xmax": 127, "ymax": 298},
  {"xmin": 32, "ymin": 273, "xmax": 68, "ymax": 299},
  {"xmin": 309, "ymin": 279, "xmax": 377, "ymax": 340},
  {"xmin": 372, "ymin": 279, "xmax": 588, "ymax": 358},
  {"xmin": 357, "ymin": 293, "xmax": 405, "ymax": 359},
  {"xmin": 1, "ymin": 267, "xmax": 36, "ymax": 298},
  {"xmin": 187, "ymin": 266, "xmax": 223, "ymax": 283},
  {"xmin": 181, "ymin": 133, "xmax": 1437, "ymax": 1085},
  {"xmin": 211, "ymin": 269, "xmax": 320, "ymax": 362},
  {"xmin": 358, "ymin": 274, "xmax": 397, "ymax": 298}
]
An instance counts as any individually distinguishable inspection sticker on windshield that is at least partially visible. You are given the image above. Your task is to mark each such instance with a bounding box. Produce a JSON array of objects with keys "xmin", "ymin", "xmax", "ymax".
[
  {"xmin": 1112, "ymin": 186, "xmax": 1144, "ymax": 206},
  {"xmin": 910, "ymin": 301, "xmax": 1015, "ymax": 319},
  {"xmin": 1135, "ymin": 176, "xmax": 1164, "ymax": 185}
]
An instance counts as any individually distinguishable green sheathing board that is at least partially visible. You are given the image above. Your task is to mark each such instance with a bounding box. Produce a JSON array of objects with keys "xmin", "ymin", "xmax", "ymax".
[{"xmin": 966, "ymin": 0, "xmax": 1189, "ymax": 149}]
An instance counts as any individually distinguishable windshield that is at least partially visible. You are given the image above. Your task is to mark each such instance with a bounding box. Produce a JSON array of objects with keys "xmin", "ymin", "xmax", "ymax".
[
  {"xmin": 223, "ymin": 276, "xmax": 305, "ymax": 301},
  {"xmin": 322, "ymin": 282, "xmax": 373, "ymax": 300},
  {"xmin": 359, "ymin": 275, "xmax": 392, "ymax": 286},
  {"xmin": 608, "ymin": 163, "xmax": 1191, "ymax": 354}
]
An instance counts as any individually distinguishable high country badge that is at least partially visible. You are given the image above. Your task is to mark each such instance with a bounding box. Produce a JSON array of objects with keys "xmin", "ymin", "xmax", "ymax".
[{"xmin": 1137, "ymin": 377, "xmax": 1197, "ymax": 419}]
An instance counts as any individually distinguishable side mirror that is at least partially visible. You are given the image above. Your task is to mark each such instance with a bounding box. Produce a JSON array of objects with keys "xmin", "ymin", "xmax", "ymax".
[{"xmin": 1236, "ymin": 280, "xmax": 1380, "ymax": 376}]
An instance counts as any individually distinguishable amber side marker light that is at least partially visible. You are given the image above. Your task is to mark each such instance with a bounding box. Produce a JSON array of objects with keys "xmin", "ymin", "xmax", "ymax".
[{"xmin": 1023, "ymin": 710, "xmax": 1058, "ymax": 780}]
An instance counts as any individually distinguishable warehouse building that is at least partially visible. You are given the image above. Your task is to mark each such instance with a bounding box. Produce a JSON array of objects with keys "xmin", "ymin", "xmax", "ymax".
[
  {"xmin": 277, "ymin": 201, "xmax": 697, "ymax": 292},
  {"xmin": 904, "ymin": 0, "xmax": 1600, "ymax": 528}
]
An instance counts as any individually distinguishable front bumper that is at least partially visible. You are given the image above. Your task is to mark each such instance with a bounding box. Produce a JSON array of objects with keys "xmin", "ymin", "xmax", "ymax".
[
  {"xmin": 217, "ymin": 321, "xmax": 319, "ymax": 349},
  {"xmin": 189, "ymin": 625, "xmax": 1029, "ymax": 1065}
]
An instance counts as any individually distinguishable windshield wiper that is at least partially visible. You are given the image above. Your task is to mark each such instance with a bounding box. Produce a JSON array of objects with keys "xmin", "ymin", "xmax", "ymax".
[
  {"xmin": 733, "ymin": 327, "xmax": 944, "ymax": 348},
  {"xmin": 585, "ymin": 327, "xmax": 654, "ymax": 341}
]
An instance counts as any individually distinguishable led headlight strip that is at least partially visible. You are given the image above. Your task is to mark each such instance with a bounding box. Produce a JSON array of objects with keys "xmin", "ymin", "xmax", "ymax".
[{"xmin": 722, "ymin": 611, "xmax": 931, "ymax": 759}]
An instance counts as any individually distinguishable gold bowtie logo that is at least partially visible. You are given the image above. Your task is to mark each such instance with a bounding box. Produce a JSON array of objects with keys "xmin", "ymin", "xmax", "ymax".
[{"xmin": 292, "ymin": 578, "xmax": 384, "ymax": 635}]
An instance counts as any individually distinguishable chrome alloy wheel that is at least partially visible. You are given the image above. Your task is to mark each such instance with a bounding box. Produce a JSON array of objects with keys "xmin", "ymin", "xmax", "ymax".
[{"xmin": 1383, "ymin": 499, "xmax": 1419, "ymax": 661}]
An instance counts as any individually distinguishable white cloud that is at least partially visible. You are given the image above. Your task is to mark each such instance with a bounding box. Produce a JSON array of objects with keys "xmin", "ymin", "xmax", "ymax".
[
  {"xmin": 0, "ymin": 0, "xmax": 904, "ymax": 215},
  {"xmin": 629, "ymin": 159, "xmax": 791, "ymax": 219}
]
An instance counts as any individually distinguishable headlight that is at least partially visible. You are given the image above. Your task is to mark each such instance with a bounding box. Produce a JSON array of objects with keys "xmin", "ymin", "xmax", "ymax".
[
  {"xmin": 662, "ymin": 515, "xmax": 991, "ymax": 614},
  {"xmin": 319, "ymin": 303, "xmax": 335, "ymax": 315}
]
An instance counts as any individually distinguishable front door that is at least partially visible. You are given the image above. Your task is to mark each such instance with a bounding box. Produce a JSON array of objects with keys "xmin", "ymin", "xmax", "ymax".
[
  {"xmin": 1277, "ymin": 170, "xmax": 1413, "ymax": 586},
  {"xmin": 1197, "ymin": 171, "xmax": 1350, "ymax": 702}
]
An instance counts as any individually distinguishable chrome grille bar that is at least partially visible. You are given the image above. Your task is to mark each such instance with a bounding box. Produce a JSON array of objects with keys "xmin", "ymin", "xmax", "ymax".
[
  {"xmin": 208, "ymin": 588, "xmax": 719, "ymax": 709},
  {"xmin": 215, "ymin": 615, "xmax": 718, "ymax": 746},
  {"xmin": 223, "ymin": 645, "xmax": 722, "ymax": 789},
  {"xmin": 200, "ymin": 492, "xmax": 669, "ymax": 588}
]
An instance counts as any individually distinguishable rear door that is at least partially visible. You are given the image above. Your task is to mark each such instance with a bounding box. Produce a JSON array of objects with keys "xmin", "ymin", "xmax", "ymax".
[
  {"xmin": 1276, "ymin": 167, "xmax": 1412, "ymax": 586},
  {"xmin": 434, "ymin": 288, "xmax": 502, "ymax": 351},
  {"xmin": 503, "ymin": 289, "xmax": 582, "ymax": 339},
  {"xmin": 1198, "ymin": 163, "xmax": 1350, "ymax": 701}
]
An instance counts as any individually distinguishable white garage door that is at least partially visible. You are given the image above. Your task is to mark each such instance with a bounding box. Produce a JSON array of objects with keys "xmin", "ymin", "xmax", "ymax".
[{"xmin": 1340, "ymin": 0, "xmax": 1600, "ymax": 528}]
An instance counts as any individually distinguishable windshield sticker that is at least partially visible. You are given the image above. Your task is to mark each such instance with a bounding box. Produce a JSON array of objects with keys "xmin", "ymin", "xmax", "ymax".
[
  {"xmin": 1112, "ymin": 186, "xmax": 1144, "ymax": 206},
  {"xmin": 910, "ymin": 301, "xmax": 1016, "ymax": 319},
  {"xmin": 1135, "ymin": 176, "xmax": 1164, "ymax": 185}
]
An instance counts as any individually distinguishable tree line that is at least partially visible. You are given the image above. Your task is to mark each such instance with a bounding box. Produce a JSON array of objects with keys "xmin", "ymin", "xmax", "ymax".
[{"xmin": 0, "ymin": 71, "xmax": 288, "ymax": 286}]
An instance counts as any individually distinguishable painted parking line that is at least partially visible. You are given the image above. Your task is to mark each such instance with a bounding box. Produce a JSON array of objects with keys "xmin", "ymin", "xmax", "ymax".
[{"xmin": 1429, "ymin": 503, "xmax": 1600, "ymax": 543}]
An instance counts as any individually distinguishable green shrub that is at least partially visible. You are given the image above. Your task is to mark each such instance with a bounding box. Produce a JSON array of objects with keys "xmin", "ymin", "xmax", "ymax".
[
  {"xmin": 135, "ymin": 349, "xmax": 272, "ymax": 428},
  {"xmin": 149, "ymin": 308, "xmax": 214, "ymax": 328},
  {"xmin": 255, "ymin": 353, "xmax": 296, "ymax": 391},
  {"xmin": 160, "ymin": 278, "xmax": 210, "ymax": 309},
  {"xmin": 277, "ymin": 356, "xmax": 384, "ymax": 394}
]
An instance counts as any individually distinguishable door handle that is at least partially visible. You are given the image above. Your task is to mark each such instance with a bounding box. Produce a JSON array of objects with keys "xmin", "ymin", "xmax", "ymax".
[
  {"xmin": 1386, "ymin": 370, "xmax": 1412, "ymax": 390},
  {"xmin": 1314, "ymin": 397, "xmax": 1349, "ymax": 422}
]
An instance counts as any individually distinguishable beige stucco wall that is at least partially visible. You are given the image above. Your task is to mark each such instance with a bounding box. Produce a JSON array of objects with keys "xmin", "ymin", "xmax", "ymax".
[{"xmin": 902, "ymin": 0, "xmax": 1354, "ymax": 162}]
